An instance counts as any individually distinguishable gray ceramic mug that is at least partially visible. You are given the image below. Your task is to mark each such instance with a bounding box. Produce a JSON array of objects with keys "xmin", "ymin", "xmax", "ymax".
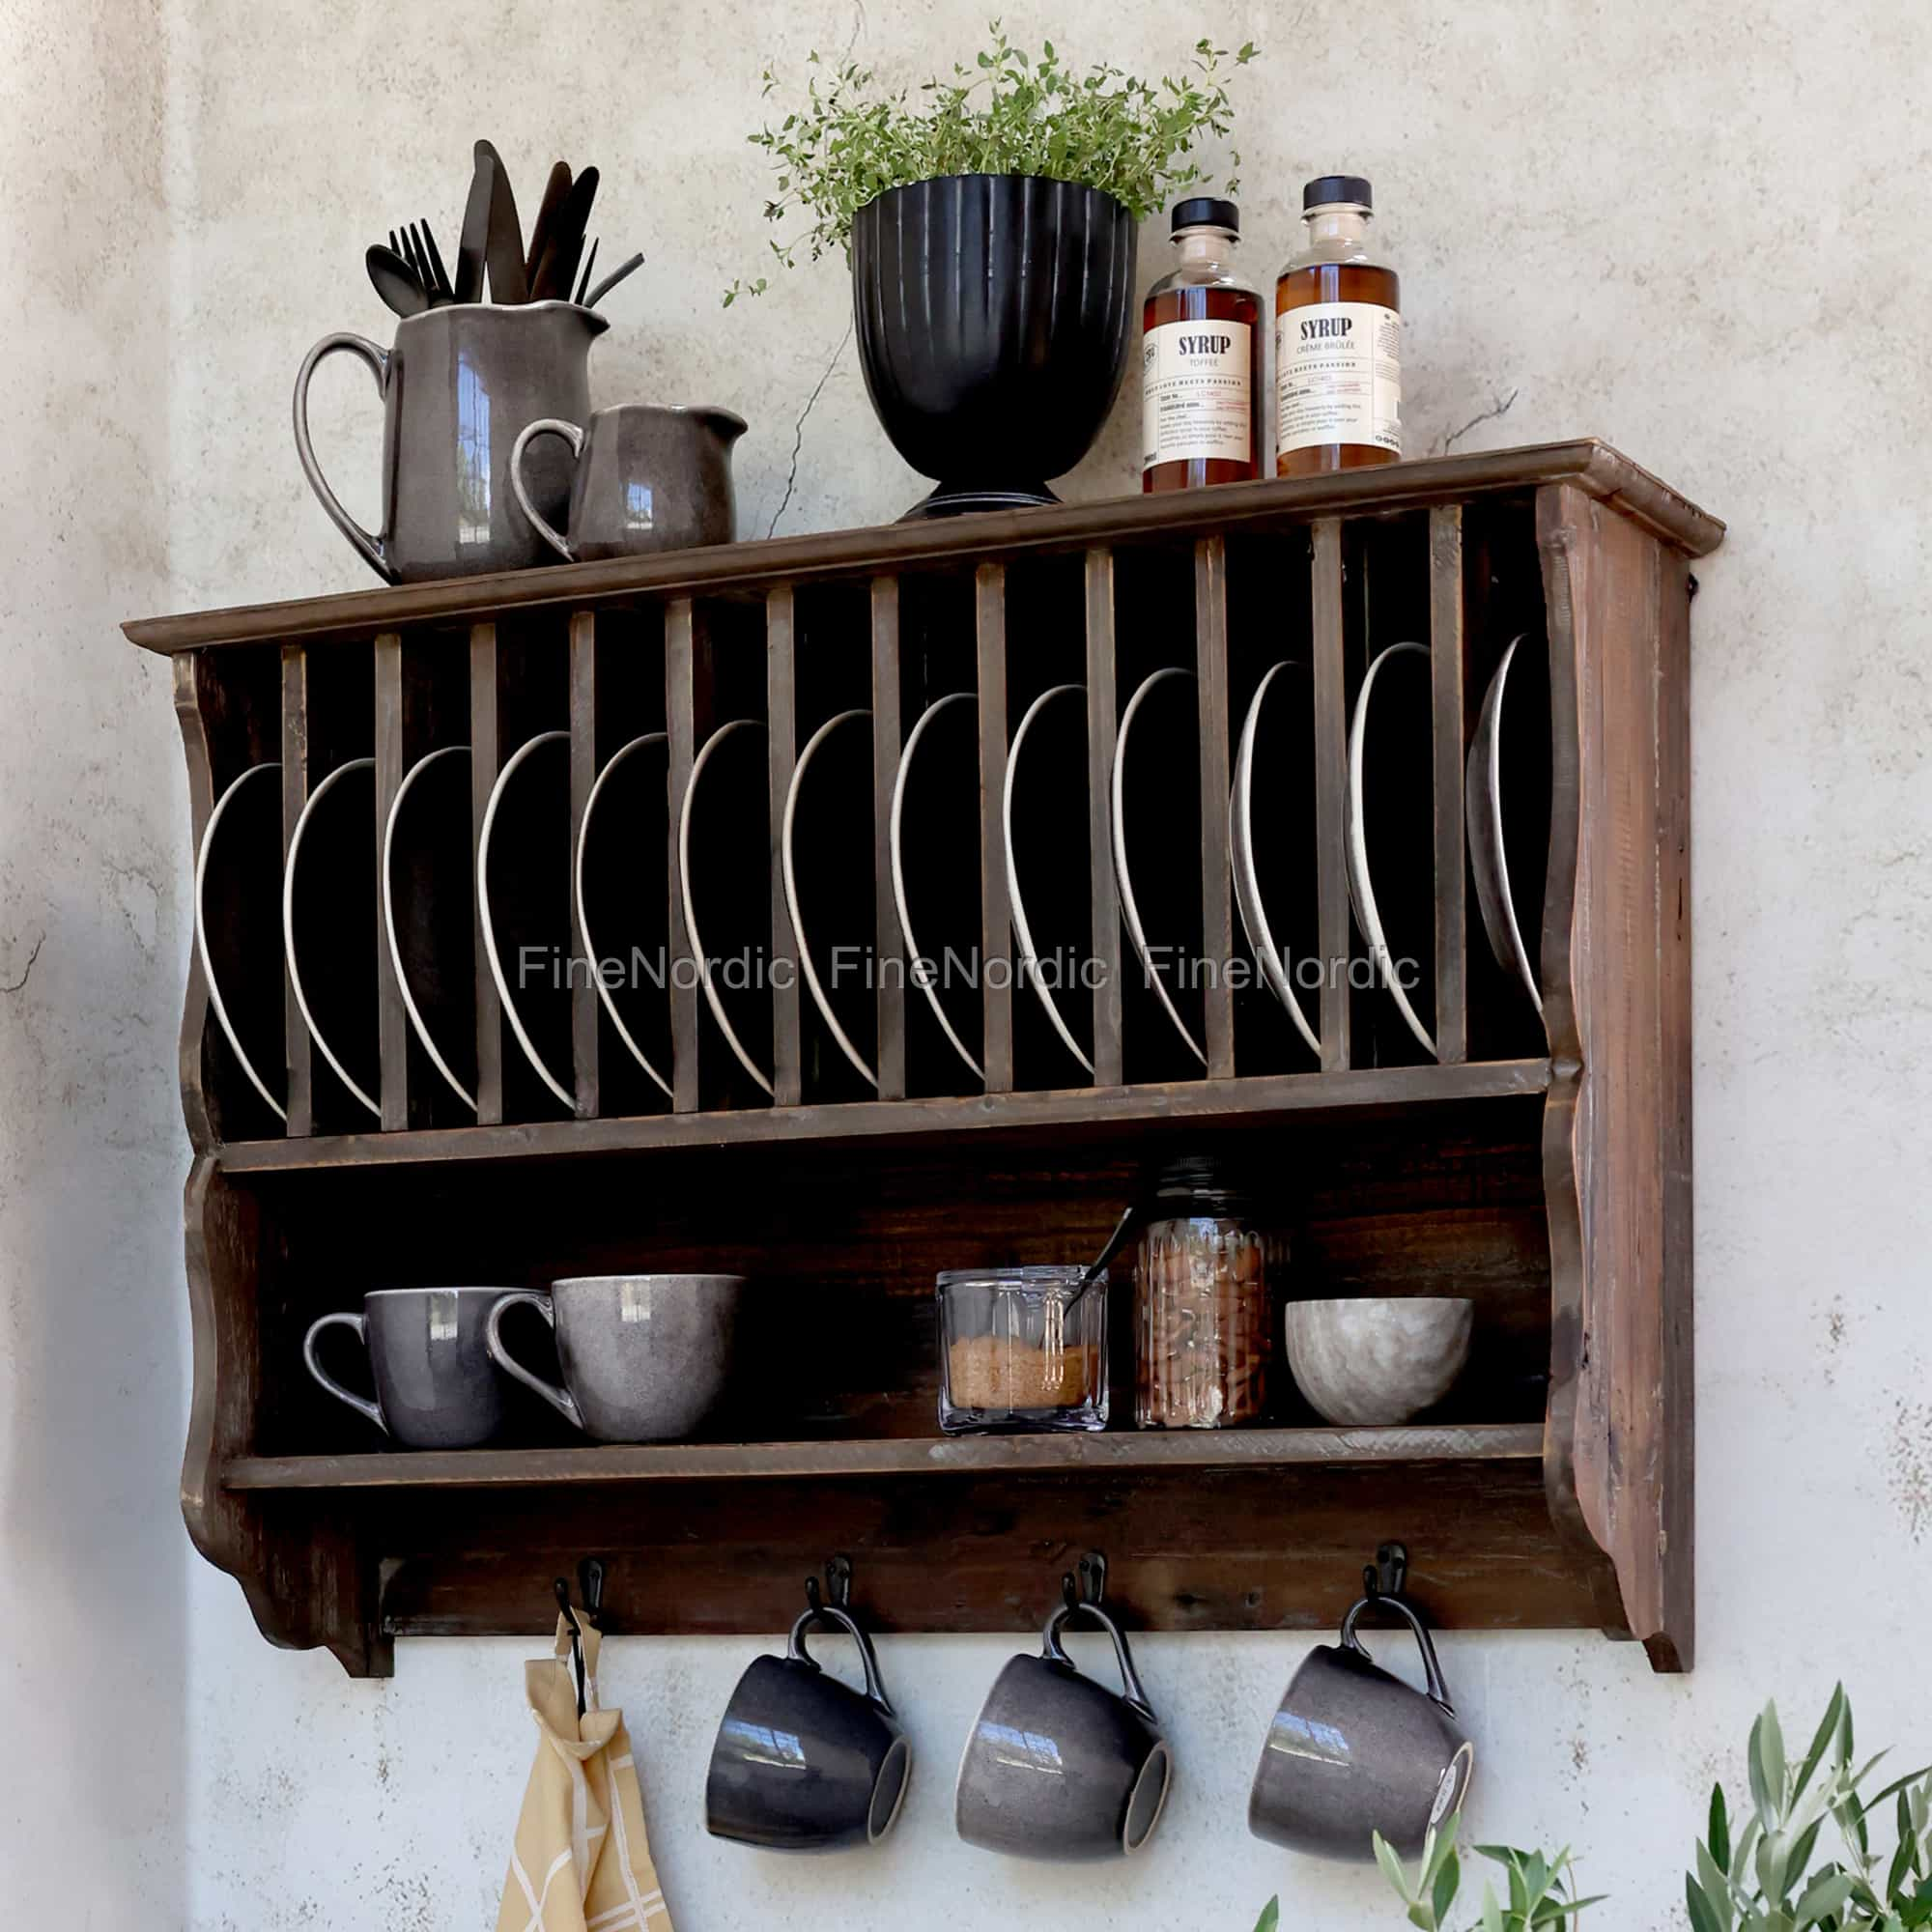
[
  {"xmin": 509, "ymin": 404, "xmax": 747, "ymax": 561},
  {"xmin": 485, "ymin": 1274, "xmax": 744, "ymax": 1443},
  {"xmin": 1248, "ymin": 1594, "xmax": 1474, "ymax": 1861},
  {"xmin": 706, "ymin": 1601, "xmax": 912, "ymax": 1853},
  {"xmin": 956, "ymin": 1597, "xmax": 1173, "ymax": 1861},
  {"xmin": 302, "ymin": 1286, "xmax": 512, "ymax": 1448}
]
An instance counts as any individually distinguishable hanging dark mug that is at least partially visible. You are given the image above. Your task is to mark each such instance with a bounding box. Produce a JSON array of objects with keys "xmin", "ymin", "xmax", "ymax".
[
  {"xmin": 705, "ymin": 1595, "xmax": 911, "ymax": 1852},
  {"xmin": 1247, "ymin": 1591, "xmax": 1474, "ymax": 1861},
  {"xmin": 293, "ymin": 300, "xmax": 607, "ymax": 582},
  {"xmin": 955, "ymin": 1593, "xmax": 1173, "ymax": 1861}
]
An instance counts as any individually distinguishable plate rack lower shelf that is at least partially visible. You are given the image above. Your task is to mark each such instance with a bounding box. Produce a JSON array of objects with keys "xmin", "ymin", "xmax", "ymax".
[{"xmin": 214, "ymin": 1424, "xmax": 1610, "ymax": 1650}]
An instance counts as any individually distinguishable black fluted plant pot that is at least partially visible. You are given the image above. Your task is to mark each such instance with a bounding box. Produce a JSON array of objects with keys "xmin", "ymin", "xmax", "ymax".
[{"xmin": 850, "ymin": 175, "xmax": 1138, "ymax": 518}]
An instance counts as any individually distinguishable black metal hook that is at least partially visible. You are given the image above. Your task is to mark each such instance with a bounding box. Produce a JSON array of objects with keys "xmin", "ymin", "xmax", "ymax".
[
  {"xmin": 554, "ymin": 1559, "xmax": 607, "ymax": 1719},
  {"xmin": 1362, "ymin": 1542, "xmax": 1409, "ymax": 1602},
  {"xmin": 804, "ymin": 1553, "xmax": 854, "ymax": 1616},
  {"xmin": 1061, "ymin": 1549, "xmax": 1108, "ymax": 1612}
]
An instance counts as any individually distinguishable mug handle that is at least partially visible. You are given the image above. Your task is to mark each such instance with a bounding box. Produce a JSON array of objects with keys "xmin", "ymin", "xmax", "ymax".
[
  {"xmin": 301, "ymin": 1311, "xmax": 387, "ymax": 1435},
  {"xmin": 1340, "ymin": 1594, "xmax": 1456, "ymax": 1716},
  {"xmin": 1042, "ymin": 1599, "xmax": 1156, "ymax": 1723},
  {"xmin": 485, "ymin": 1290, "xmax": 585, "ymax": 1432},
  {"xmin": 788, "ymin": 1603, "xmax": 895, "ymax": 1716},
  {"xmin": 509, "ymin": 417, "xmax": 584, "ymax": 561},
  {"xmin": 292, "ymin": 332, "xmax": 397, "ymax": 583}
]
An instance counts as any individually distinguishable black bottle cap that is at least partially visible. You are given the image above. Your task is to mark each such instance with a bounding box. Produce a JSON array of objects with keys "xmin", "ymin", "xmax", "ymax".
[
  {"xmin": 1304, "ymin": 174, "xmax": 1373, "ymax": 212},
  {"xmin": 1171, "ymin": 196, "xmax": 1239, "ymax": 235}
]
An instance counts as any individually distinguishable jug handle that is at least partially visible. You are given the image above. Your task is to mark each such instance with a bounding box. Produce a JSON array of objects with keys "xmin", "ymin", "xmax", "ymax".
[
  {"xmin": 1043, "ymin": 1599, "xmax": 1157, "ymax": 1724},
  {"xmin": 787, "ymin": 1602, "xmax": 895, "ymax": 1716},
  {"xmin": 1340, "ymin": 1594, "xmax": 1456, "ymax": 1716},
  {"xmin": 293, "ymin": 332, "xmax": 397, "ymax": 583},
  {"xmin": 510, "ymin": 418, "xmax": 584, "ymax": 561}
]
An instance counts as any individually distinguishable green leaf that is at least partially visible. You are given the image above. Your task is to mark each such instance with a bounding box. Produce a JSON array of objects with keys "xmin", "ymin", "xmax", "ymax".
[
  {"xmin": 1376, "ymin": 1830, "xmax": 1418, "ymax": 1908},
  {"xmin": 1480, "ymin": 1882, "xmax": 1505, "ymax": 1932},
  {"xmin": 1696, "ymin": 1841, "xmax": 1736, "ymax": 1932},
  {"xmin": 1794, "ymin": 1686, "xmax": 1848, "ymax": 1803},
  {"xmin": 1251, "ymin": 1898, "xmax": 1279, "ymax": 1932},
  {"xmin": 1710, "ymin": 1785, "xmax": 1732, "ymax": 1871},
  {"xmin": 1688, "ymin": 1875, "xmax": 1726, "ymax": 1932},
  {"xmin": 1795, "ymin": 1870, "xmax": 1854, "ymax": 1924},
  {"xmin": 1432, "ymin": 1847, "xmax": 1461, "ymax": 1928},
  {"xmin": 1752, "ymin": 1705, "xmax": 1789, "ymax": 1830}
]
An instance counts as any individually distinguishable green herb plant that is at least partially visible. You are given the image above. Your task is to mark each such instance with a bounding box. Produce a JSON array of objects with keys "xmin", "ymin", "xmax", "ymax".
[
  {"xmin": 725, "ymin": 20, "xmax": 1256, "ymax": 302},
  {"xmin": 1374, "ymin": 1812, "xmax": 1603, "ymax": 1932},
  {"xmin": 1687, "ymin": 1687, "xmax": 1932, "ymax": 1931}
]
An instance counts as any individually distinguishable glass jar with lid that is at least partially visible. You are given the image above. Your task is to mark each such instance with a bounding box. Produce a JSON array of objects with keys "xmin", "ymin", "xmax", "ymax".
[
  {"xmin": 1134, "ymin": 1157, "xmax": 1275, "ymax": 1428},
  {"xmin": 936, "ymin": 1265, "xmax": 1108, "ymax": 1434}
]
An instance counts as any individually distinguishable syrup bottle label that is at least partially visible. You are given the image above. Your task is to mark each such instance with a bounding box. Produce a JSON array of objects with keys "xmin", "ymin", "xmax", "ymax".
[
  {"xmin": 1273, "ymin": 302, "xmax": 1402, "ymax": 456},
  {"xmin": 1142, "ymin": 321, "xmax": 1254, "ymax": 469}
]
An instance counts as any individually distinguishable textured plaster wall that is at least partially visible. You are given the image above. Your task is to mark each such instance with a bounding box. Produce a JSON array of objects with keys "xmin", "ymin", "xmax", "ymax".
[
  {"xmin": 3, "ymin": 0, "xmax": 1931, "ymax": 1926},
  {"xmin": 0, "ymin": 0, "xmax": 190, "ymax": 1925}
]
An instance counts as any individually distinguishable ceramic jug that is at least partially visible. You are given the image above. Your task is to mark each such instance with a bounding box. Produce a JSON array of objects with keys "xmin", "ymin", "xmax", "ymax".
[
  {"xmin": 510, "ymin": 404, "xmax": 747, "ymax": 560},
  {"xmin": 294, "ymin": 300, "xmax": 608, "ymax": 583}
]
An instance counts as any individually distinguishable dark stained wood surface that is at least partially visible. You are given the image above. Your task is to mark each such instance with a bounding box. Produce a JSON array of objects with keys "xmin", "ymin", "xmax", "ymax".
[
  {"xmin": 975, "ymin": 562, "xmax": 1012, "ymax": 1093},
  {"xmin": 765, "ymin": 586, "xmax": 803, "ymax": 1106},
  {"xmin": 1083, "ymin": 549, "xmax": 1124, "ymax": 1086},
  {"xmin": 1195, "ymin": 536, "xmax": 1236, "ymax": 1078},
  {"xmin": 1310, "ymin": 519, "xmax": 1351, "ymax": 1070},
  {"xmin": 1429, "ymin": 508, "xmax": 1468, "ymax": 1064},
  {"xmin": 1535, "ymin": 480, "xmax": 1694, "ymax": 1670},
  {"xmin": 212, "ymin": 1057, "xmax": 1551, "ymax": 1175},
  {"xmin": 125, "ymin": 441, "xmax": 1722, "ymax": 655},
  {"xmin": 155, "ymin": 447, "xmax": 1709, "ymax": 1675},
  {"xmin": 225, "ymin": 1423, "xmax": 1543, "ymax": 1489},
  {"xmin": 869, "ymin": 576, "xmax": 907, "ymax": 1099}
]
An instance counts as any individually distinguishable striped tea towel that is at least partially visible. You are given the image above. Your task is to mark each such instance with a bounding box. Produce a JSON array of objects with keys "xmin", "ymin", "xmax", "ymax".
[{"xmin": 496, "ymin": 1615, "xmax": 674, "ymax": 1932}]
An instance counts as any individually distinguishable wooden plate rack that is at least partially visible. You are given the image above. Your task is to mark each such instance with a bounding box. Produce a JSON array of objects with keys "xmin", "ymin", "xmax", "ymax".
[{"xmin": 127, "ymin": 440, "xmax": 1720, "ymax": 1678}]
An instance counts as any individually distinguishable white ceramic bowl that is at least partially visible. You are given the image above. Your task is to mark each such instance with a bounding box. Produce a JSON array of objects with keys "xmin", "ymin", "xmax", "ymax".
[{"xmin": 1284, "ymin": 1297, "xmax": 1474, "ymax": 1426}]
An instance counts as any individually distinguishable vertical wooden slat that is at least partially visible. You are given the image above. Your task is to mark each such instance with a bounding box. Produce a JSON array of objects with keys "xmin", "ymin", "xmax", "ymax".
[
  {"xmin": 665, "ymin": 597, "xmax": 702, "ymax": 1112},
  {"xmin": 567, "ymin": 611, "xmax": 600, "ymax": 1119},
  {"xmin": 766, "ymin": 586, "xmax": 803, "ymax": 1108},
  {"xmin": 1310, "ymin": 519, "xmax": 1351, "ymax": 1071},
  {"xmin": 1084, "ymin": 549, "xmax": 1123, "ymax": 1088},
  {"xmin": 870, "ymin": 576, "xmax": 907, "ymax": 1100},
  {"xmin": 469, "ymin": 621, "xmax": 504, "ymax": 1125},
  {"xmin": 373, "ymin": 632, "xmax": 409, "ymax": 1130},
  {"xmin": 1194, "ymin": 537, "xmax": 1236, "ymax": 1080},
  {"xmin": 279, "ymin": 643, "xmax": 314, "ymax": 1136},
  {"xmin": 1429, "ymin": 506, "xmax": 1469, "ymax": 1064},
  {"xmin": 975, "ymin": 563, "xmax": 1012, "ymax": 1094}
]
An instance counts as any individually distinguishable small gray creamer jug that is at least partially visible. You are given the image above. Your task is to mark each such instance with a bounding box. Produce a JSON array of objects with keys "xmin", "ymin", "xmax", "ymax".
[
  {"xmin": 294, "ymin": 300, "xmax": 607, "ymax": 582},
  {"xmin": 510, "ymin": 404, "xmax": 747, "ymax": 561}
]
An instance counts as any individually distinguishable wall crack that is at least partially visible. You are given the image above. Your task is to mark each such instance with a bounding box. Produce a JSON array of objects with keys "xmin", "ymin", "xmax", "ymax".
[
  {"xmin": 2, "ymin": 929, "xmax": 44, "ymax": 994},
  {"xmin": 768, "ymin": 319, "xmax": 853, "ymax": 539}
]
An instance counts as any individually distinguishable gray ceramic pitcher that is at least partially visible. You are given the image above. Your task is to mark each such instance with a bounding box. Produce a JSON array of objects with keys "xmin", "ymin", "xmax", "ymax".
[{"xmin": 294, "ymin": 300, "xmax": 607, "ymax": 582}]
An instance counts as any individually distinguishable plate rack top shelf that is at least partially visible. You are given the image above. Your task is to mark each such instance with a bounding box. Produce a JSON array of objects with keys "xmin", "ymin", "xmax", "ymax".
[{"xmin": 136, "ymin": 440, "xmax": 1713, "ymax": 1681}]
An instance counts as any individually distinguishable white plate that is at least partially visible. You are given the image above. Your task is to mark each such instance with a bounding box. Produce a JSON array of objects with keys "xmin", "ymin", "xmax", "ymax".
[
  {"xmin": 576, "ymin": 732, "xmax": 675, "ymax": 1101},
  {"xmin": 1465, "ymin": 635, "xmax": 1544, "ymax": 1013},
  {"xmin": 890, "ymin": 693, "xmax": 983, "ymax": 1082},
  {"xmin": 477, "ymin": 730, "xmax": 576, "ymax": 1113},
  {"xmin": 383, "ymin": 744, "xmax": 476, "ymax": 1113},
  {"xmin": 1005, "ymin": 682, "xmax": 1094, "ymax": 1077},
  {"xmin": 194, "ymin": 760, "xmax": 287, "ymax": 1122},
  {"xmin": 283, "ymin": 756, "xmax": 382, "ymax": 1119},
  {"xmin": 1345, "ymin": 641, "xmax": 1437, "ymax": 1059},
  {"xmin": 782, "ymin": 707, "xmax": 878, "ymax": 1091},
  {"xmin": 1230, "ymin": 661, "xmax": 1321, "ymax": 1059},
  {"xmin": 678, "ymin": 718, "xmax": 774, "ymax": 1098},
  {"xmin": 1111, "ymin": 667, "xmax": 1207, "ymax": 1069}
]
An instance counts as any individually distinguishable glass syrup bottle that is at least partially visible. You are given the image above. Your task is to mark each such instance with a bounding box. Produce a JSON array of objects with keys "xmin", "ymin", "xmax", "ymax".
[
  {"xmin": 1274, "ymin": 175, "xmax": 1402, "ymax": 477},
  {"xmin": 1141, "ymin": 198, "xmax": 1263, "ymax": 493}
]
